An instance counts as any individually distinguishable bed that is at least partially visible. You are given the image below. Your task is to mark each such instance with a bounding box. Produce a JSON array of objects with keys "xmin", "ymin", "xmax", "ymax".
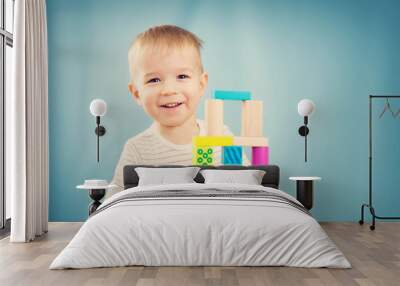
[{"xmin": 50, "ymin": 165, "xmax": 351, "ymax": 269}]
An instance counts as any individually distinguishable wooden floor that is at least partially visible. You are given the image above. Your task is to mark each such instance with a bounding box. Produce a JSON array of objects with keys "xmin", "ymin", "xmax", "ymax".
[{"xmin": 0, "ymin": 222, "xmax": 399, "ymax": 286}]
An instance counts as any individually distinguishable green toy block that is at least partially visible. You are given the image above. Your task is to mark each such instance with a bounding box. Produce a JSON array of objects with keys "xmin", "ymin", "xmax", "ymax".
[
  {"xmin": 212, "ymin": 90, "xmax": 252, "ymax": 101},
  {"xmin": 193, "ymin": 147, "xmax": 214, "ymax": 166},
  {"xmin": 223, "ymin": 146, "xmax": 242, "ymax": 165}
]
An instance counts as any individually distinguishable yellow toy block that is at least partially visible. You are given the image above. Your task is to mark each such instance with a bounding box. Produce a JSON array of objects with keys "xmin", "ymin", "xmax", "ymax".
[
  {"xmin": 205, "ymin": 99, "xmax": 224, "ymax": 135},
  {"xmin": 233, "ymin": 136, "xmax": 269, "ymax": 146},
  {"xmin": 193, "ymin": 136, "xmax": 233, "ymax": 147},
  {"xmin": 241, "ymin": 100, "xmax": 263, "ymax": 137},
  {"xmin": 193, "ymin": 147, "xmax": 214, "ymax": 165}
]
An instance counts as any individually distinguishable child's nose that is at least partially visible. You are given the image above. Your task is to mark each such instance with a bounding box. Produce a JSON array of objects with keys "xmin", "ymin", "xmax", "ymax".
[{"xmin": 160, "ymin": 80, "xmax": 178, "ymax": 96}]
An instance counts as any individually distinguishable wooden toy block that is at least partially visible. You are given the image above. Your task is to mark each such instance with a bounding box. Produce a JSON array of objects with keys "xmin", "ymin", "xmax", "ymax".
[
  {"xmin": 205, "ymin": 99, "xmax": 224, "ymax": 135},
  {"xmin": 213, "ymin": 90, "xmax": 252, "ymax": 101},
  {"xmin": 223, "ymin": 146, "xmax": 242, "ymax": 165},
  {"xmin": 193, "ymin": 147, "xmax": 214, "ymax": 166},
  {"xmin": 193, "ymin": 136, "xmax": 233, "ymax": 147},
  {"xmin": 233, "ymin": 136, "xmax": 269, "ymax": 147},
  {"xmin": 251, "ymin": 146, "xmax": 269, "ymax": 166},
  {"xmin": 241, "ymin": 100, "xmax": 263, "ymax": 137}
]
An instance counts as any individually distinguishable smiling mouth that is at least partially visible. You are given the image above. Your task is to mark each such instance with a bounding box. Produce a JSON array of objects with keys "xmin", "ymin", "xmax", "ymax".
[{"xmin": 160, "ymin": 102, "xmax": 184, "ymax": 108}]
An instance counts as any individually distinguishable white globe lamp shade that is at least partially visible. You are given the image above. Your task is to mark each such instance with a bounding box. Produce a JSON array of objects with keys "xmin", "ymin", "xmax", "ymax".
[
  {"xmin": 297, "ymin": 99, "xmax": 315, "ymax": 117},
  {"xmin": 90, "ymin": 99, "xmax": 107, "ymax": 117}
]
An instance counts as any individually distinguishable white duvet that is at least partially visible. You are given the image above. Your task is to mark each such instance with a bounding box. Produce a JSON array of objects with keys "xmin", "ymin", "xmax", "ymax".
[{"xmin": 50, "ymin": 183, "xmax": 351, "ymax": 269}]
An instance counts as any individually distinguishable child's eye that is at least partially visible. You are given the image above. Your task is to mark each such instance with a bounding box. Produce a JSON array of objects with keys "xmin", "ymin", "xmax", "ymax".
[
  {"xmin": 177, "ymin": 74, "xmax": 190, "ymax": 79},
  {"xmin": 146, "ymin": 78, "xmax": 161, "ymax": 84}
]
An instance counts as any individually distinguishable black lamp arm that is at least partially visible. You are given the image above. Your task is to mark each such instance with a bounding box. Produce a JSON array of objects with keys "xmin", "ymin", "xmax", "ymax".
[
  {"xmin": 297, "ymin": 116, "xmax": 310, "ymax": 162},
  {"xmin": 97, "ymin": 117, "xmax": 100, "ymax": 162},
  {"xmin": 94, "ymin": 116, "xmax": 106, "ymax": 162}
]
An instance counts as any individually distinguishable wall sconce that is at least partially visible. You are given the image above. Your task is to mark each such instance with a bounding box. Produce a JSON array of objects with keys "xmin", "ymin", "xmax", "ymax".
[
  {"xmin": 90, "ymin": 99, "xmax": 107, "ymax": 162},
  {"xmin": 297, "ymin": 99, "xmax": 315, "ymax": 162}
]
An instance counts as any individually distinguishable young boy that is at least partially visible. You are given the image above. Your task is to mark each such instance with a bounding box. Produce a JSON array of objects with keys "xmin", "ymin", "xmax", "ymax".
[{"xmin": 108, "ymin": 25, "xmax": 246, "ymax": 198}]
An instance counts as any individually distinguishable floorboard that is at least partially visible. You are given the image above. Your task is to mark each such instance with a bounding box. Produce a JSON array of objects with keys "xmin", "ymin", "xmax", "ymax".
[{"xmin": 0, "ymin": 222, "xmax": 399, "ymax": 286}]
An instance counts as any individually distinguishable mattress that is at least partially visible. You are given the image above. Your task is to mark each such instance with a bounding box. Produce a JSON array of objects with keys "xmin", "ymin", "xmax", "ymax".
[{"xmin": 50, "ymin": 183, "xmax": 351, "ymax": 269}]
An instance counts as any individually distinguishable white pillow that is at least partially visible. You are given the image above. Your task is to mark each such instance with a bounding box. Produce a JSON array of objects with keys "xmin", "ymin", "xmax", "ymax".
[
  {"xmin": 200, "ymin": 169, "xmax": 266, "ymax": 185},
  {"xmin": 135, "ymin": 167, "xmax": 200, "ymax": 186}
]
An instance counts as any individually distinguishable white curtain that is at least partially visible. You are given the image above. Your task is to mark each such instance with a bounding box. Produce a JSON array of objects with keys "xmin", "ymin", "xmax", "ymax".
[{"xmin": 9, "ymin": 0, "xmax": 49, "ymax": 242}]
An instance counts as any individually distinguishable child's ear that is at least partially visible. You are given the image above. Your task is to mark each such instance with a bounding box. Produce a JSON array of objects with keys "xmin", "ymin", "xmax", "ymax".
[
  {"xmin": 128, "ymin": 82, "xmax": 141, "ymax": 106},
  {"xmin": 199, "ymin": 72, "xmax": 208, "ymax": 95}
]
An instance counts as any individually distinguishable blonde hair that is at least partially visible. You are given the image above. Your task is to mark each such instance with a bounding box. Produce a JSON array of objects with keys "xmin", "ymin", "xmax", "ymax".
[{"xmin": 128, "ymin": 25, "xmax": 204, "ymax": 79}]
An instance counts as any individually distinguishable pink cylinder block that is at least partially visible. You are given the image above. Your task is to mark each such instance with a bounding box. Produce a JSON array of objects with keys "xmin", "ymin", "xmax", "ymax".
[{"xmin": 251, "ymin": 146, "xmax": 269, "ymax": 166}]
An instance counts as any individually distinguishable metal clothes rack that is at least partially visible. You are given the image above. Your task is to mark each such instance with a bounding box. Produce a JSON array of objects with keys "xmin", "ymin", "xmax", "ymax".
[{"xmin": 359, "ymin": 95, "xmax": 400, "ymax": 230}]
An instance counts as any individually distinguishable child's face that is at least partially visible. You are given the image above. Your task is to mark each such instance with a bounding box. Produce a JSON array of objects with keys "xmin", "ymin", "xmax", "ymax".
[{"xmin": 129, "ymin": 45, "xmax": 208, "ymax": 127}]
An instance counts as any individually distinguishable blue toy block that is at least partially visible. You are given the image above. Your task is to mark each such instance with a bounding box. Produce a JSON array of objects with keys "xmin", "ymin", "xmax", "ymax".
[
  {"xmin": 223, "ymin": 146, "xmax": 243, "ymax": 165},
  {"xmin": 213, "ymin": 90, "xmax": 252, "ymax": 101}
]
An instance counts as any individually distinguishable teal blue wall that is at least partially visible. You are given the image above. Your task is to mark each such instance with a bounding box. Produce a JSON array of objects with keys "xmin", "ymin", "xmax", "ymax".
[{"xmin": 47, "ymin": 0, "xmax": 400, "ymax": 222}]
